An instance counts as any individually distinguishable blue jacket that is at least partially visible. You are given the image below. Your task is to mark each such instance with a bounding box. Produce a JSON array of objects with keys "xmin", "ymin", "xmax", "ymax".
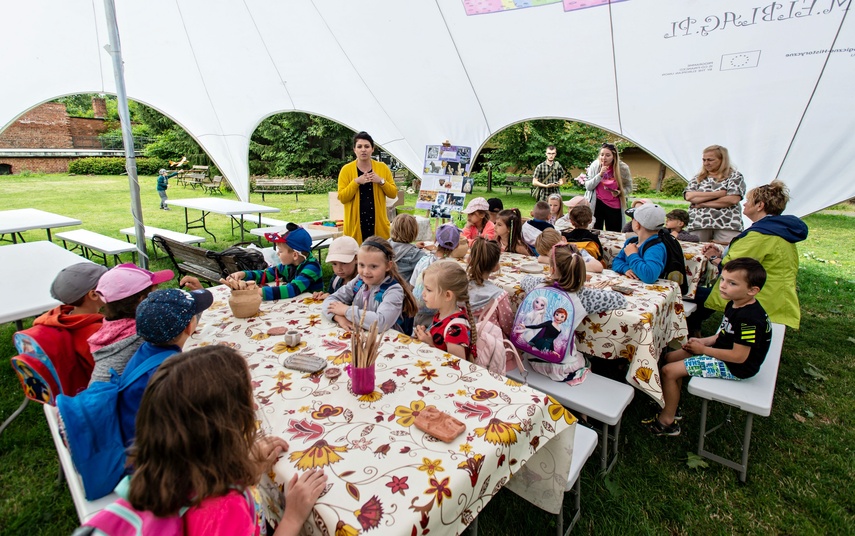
[
  {"xmin": 118, "ymin": 341, "xmax": 181, "ymax": 446},
  {"xmin": 611, "ymin": 235, "xmax": 667, "ymax": 284}
]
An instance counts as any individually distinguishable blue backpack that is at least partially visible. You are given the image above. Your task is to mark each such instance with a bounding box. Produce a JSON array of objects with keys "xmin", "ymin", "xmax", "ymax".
[
  {"xmin": 57, "ymin": 350, "xmax": 174, "ymax": 501},
  {"xmin": 352, "ymin": 278, "xmax": 413, "ymax": 335}
]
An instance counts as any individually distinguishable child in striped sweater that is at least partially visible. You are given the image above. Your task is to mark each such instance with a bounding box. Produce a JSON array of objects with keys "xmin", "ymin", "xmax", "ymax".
[{"xmin": 228, "ymin": 224, "xmax": 322, "ymax": 301}]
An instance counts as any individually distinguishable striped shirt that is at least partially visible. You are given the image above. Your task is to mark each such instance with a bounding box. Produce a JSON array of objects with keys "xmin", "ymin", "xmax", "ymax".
[{"xmin": 242, "ymin": 256, "xmax": 323, "ymax": 301}]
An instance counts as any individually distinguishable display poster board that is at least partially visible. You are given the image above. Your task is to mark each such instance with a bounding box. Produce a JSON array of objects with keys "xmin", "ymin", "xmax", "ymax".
[{"xmin": 417, "ymin": 144, "xmax": 472, "ymax": 217}]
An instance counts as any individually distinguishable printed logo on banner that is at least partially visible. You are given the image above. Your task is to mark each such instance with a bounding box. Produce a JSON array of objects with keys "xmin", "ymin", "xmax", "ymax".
[{"xmin": 721, "ymin": 51, "xmax": 761, "ymax": 70}]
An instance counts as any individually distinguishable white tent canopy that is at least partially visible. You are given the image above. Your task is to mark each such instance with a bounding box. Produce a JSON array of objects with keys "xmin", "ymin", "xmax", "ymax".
[{"xmin": 2, "ymin": 0, "xmax": 853, "ymax": 216}]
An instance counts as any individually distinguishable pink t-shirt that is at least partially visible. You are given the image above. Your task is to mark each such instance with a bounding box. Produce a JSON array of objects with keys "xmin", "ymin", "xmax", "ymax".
[
  {"xmin": 461, "ymin": 220, "xmax": 496, "ymax": 245},
  {"xmin": 595, "ymin": 169, "xmax": 622, "ymax": 209},
  {"xmin": 184, "ymin": 491, "xmax": 259, "ymax": 536}
]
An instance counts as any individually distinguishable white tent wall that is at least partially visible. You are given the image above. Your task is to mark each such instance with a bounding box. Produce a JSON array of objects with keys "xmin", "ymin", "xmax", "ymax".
[{"xmin": 1, "ymin": 0, "xmax": 852, "ymax": 215}]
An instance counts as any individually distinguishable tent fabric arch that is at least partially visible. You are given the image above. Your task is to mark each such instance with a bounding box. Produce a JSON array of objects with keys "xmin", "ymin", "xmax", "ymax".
[{"xmin": 2, "ymin": 0, "xmax": 853, "ymax": 216}]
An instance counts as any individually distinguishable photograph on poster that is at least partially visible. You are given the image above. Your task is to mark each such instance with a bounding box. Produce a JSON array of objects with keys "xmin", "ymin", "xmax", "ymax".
[
  {"xmin": 426, "ymin": 145, "xmax": 440, "ymax": 160},
  {"xmin": 461, "ymin": 177, "xmax": 474, "ymax": 194},
  {"xmin": 430, "ymin": 204, "xmax": 453, "ymax": 219}
]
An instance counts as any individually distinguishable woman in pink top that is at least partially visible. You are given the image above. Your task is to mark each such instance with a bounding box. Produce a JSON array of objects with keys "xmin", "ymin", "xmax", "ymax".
[
  {"xmin": 125, "ymin": 346, "xmax": 327, "ymax": 536},
  {"xmin": 581, "ymin": 143, "xmax": 633, "ymax": 232},
  {"xmin": 460, "ymin": 196, "xmax": 496, "ymax": 246}
]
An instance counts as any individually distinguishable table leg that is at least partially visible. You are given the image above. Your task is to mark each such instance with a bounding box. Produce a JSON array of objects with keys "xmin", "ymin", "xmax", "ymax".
[
  {"xmin": 0, "ymin": 397, "xmax": 30, "ymax": 436},
  {"xmin": 184, "ymin": 209, "xmax": 217, "ymax": 242},
  {"xmin": 46, "ymin": 228, "xmax": 53, "ymax": 242}
]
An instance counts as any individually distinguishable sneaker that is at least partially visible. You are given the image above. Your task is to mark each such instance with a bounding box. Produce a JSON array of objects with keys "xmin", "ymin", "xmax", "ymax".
[
  {"xmin": 163, "ymin": 207, "xmax": 170, "ymax": 211},
  {"xmin": 641, "ymin": 408, "xmax": 682, "ymax": 425},
  {"xmin": 647, "ymin": 418, "xmax": 681, "ymax": 437}
]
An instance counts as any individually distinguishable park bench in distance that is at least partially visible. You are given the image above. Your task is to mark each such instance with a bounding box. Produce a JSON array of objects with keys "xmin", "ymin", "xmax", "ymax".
[
  {"xmin": 252, "ymin": 177, "xmax": 306, "ymax": 201},
  {"xmin": 504, "ymin": 175, "xmax": 534, "ymax": 196}
]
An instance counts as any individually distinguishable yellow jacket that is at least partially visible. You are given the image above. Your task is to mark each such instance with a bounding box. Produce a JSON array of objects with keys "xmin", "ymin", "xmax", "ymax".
[{"xmin": 337, "ymin": 160, "xmax": 397, "ymax": 244}]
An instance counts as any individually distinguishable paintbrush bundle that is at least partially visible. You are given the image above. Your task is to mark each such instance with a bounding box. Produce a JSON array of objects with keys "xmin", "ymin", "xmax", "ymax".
[{"xmin": 351, "ymin": 306, "xmax": 382, "ymax": 369}]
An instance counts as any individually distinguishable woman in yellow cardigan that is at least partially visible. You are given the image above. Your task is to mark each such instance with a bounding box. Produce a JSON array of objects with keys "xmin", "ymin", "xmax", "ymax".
[{"xmin": 337, "ymin": 131, "xmax": 398, "ymax": 244}]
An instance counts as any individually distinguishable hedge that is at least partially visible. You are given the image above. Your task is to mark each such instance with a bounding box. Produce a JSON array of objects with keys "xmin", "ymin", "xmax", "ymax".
[{"xmin": 68, "ymin": 157, "xmax": 169, "ymax": 176}]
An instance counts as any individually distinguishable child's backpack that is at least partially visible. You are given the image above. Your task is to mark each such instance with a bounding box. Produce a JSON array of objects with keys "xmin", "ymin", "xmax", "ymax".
[
  {"xmin": 71, "ymin": 499, "xmax": 184, "ymax": 536},
  {"xmin": 208, "ymin": 245, "xmax": 268, "ymax": 273},
  {"xmin": 353, "ymin": 278, "xmax": 413, "ymax": 335},
  {"xmin": 56, "ymin": 349, "xmax": 175, "ymax": 501},
  {"xmin": 510, "ymin": 286, "xmax": 589, "ymax": 385},
  {"xmin": 561, "ymin": 229, "xmax": 604, "ymax": 262},
  {"xmin": 72, "ymin": 485, "xmax": 256, "ymax": 536},
  {"xmin": 446, "ymin": 299, "xmax": 525, "ymax": 378},
  {"xmin": 10, "ymin": 324, "xmax": 89, "ymax": 403},
  {"xmin": 628, "ymin": 230, "xmax": 688, "ymax": 295}
]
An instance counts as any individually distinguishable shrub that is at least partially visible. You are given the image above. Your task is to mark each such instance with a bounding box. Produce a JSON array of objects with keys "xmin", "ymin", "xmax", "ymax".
[
  {"xmin": 633, "ymin": 176, "xmax": 651, "ymax": 194},
  {"xmin": 68, "ymin": 157, "xmax": 168, "ymax": 176},
  {"xmin": 661, "ymin": 175, "xmax": 687, "ymax": 197}
]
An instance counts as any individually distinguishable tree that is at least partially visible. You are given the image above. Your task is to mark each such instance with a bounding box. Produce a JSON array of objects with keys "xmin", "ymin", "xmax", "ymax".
[
  {"xmin": 248, "ymin": 113, "xmax": 354, "ymax": 177},
  {"xmin": 485, "ymin": 120, "xmax": 616, "ymax": 173}
]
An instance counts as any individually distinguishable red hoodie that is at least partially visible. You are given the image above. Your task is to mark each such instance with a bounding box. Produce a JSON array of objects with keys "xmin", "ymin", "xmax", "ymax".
[{"xmin": 32, "ymin": 305, "xmax": 103, "ymax": 382}]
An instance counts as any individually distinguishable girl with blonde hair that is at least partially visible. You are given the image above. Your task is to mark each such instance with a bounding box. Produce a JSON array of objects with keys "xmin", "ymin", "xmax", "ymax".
[{"xmin": 414, "ymin": 261, "xmax": 477, "ymax": 361}]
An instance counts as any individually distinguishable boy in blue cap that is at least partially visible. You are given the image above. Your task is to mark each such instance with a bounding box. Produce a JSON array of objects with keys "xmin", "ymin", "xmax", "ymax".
[
  {"xmin": 227, "ymin": 223, "xmax": 323, "ymax": 300},
  {"xmin": 119, "ymin": 287, "xmax": 213, "ymax": 445}
]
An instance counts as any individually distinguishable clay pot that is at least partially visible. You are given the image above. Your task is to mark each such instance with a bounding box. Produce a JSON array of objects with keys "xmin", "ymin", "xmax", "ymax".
[{"xmin": 229, "ymin": 289, "xmax": 261, "ymax": 318}]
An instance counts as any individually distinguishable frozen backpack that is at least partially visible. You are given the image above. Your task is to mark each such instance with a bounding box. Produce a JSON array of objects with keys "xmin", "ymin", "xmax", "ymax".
[
  {"xmin": 445, "ymin": 299, "xmax": 525, "ymax": 378},
  {"xmin": 510, "ymin": 285, "xmax": 589, "ymax": 385}
]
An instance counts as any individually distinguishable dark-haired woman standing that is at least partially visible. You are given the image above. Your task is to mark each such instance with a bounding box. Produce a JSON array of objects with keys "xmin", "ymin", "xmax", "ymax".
[{"xmin": 337, "ymin": 131, "xmax": 398, "ymax": 244}]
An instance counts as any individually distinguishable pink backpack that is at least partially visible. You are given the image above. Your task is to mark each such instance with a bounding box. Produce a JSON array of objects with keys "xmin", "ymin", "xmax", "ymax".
[
  {"xmin": 72, "ymin": 498, "xmax": 183, "ymax": 535},
  {"xmin": 446, "ymin": 299, "xmax": 525, "ymax": 378}
]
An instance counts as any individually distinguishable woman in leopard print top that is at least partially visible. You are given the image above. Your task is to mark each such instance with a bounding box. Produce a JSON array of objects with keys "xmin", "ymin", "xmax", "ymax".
[{"xmin": 683, "ymin": 145, "xmax": 746, "ymax": 244}]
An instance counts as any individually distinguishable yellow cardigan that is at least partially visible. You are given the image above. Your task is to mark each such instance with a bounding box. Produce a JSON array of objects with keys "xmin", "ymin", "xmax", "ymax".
[{"xmin": 337, "ymin": 160, "xmax": 397, "ymax": 244}]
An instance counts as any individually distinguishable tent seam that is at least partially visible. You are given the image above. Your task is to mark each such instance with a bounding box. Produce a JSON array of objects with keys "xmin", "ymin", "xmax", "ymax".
[
  {"xmin": 607, "ymin": 0, "xmax": 623, "ymax": 135},
  {"xmin": 240, "ymin": 0, "xmax": 296, "ymax": 110},
  {"xmin": 90, "ymin": 0, "xmax": 106, "ymax": 92},
  {"xmin": 775, "ymin": 7, "xmax": 849, "ymax": 179}
]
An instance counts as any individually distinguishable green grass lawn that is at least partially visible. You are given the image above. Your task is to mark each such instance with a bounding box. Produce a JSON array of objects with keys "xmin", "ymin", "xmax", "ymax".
[{"xmin": 1, "ymin": 174, "xmax": 853, "ymax": 534}]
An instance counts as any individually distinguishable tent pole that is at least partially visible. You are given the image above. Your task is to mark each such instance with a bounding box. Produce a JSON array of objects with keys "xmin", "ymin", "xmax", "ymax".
[{"xmin": 103, "ymin": 0, "xmax": 149, "ymax": 269}]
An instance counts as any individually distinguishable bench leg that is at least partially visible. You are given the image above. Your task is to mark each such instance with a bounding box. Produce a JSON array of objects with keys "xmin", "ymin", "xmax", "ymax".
[{"xmin": 697, "ymin": 399, "xmax": 754, "ymax": 482}]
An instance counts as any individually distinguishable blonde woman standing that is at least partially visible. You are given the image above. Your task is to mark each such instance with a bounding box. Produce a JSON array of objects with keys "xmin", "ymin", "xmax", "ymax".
[
  {"xmin": 683, "ymin": 145, "xmax": 746, "ymax": 244},
  {"xmin": 583, "ymin": 142, "xmax": 632, "ymax": 231}
]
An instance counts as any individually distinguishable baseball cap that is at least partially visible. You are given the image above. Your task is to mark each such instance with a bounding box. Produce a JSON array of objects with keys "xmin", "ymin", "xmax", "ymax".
[
  {"xmin": 327, "ymin": 236, "xmax": 359, "ymax": 263},
  {"xmin": 265, "ymin": 227, "xmax": 313, "ymax": 253},
  {"xmin": 96, "ymin": 263, "xmax": 174, "ymax": 303},
  {"xmin": 50, "ymin": 262, "xmax": 108, "ymax": 304},
  {"xmin": 435, "ymin": 223, "xmax": 460, "ymax": 250},
  {"xmin": 136, "ymin": 288, "xmax": 213, "ymax": 344},
  {"xmin": 626, "ymin": 203, "xmax": 666, "ymax": 231},
  {"xmin": 563, "ymin": 195, "xmax": 590, "ymax": 208},
  {"xmin": 463, "ymin": 197, "xmax": 490, "ymax": 214},
  {"xmin": 487, "ymin": 198, "xmax": 504, "ymax": 214}
]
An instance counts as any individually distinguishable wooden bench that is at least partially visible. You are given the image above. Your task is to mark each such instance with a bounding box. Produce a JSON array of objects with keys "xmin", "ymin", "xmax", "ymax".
[
  {"xmin": 687, "ymin": 323, "xmax": 785, "ymax": 482},
  {"xmin": 56, "ymin": 229, "xmax": 138, "ymax": 266},
  {"xmin": 180, "ymin": 172, "xmax": 208, "ymax": 189},
  {"xmin": 504, "ymin": 175, "xmax": 534, "ymax": 196},
  {"xmin": 253, "ymin": 177, "xmax": 306, "ymax": 201},
  {"xmin": 200, "ymin": 175, "xmax": 224, "ymax": 195},
  {"xmin": 506, "ymin": 362, "xmax": 634, "ymax": 474},
  {"xmin": 44, "ymin": 404, "xmax": 118, "ymax": 523},
  {"xmin": 152, "ymin": 235, "xmax": 240, "ymax": 284}
]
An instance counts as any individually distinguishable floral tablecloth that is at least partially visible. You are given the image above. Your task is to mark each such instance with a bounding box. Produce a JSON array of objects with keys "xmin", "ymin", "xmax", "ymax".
[
  {"xmin": 459, "ymin": 254, "xmax": 687, "ymax": 405},
  {"xmin": 596, "ymin": 230, "xmax": 713, "ymax": 299},
  {"xmin": 187, "ymin": 286, "xmax": 577, "ymax": 535}
]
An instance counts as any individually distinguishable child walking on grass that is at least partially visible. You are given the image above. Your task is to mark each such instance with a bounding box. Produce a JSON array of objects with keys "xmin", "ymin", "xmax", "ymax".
[
  {"xmin": 156, "ymin": 169, "xmax": 177, "ymax": 210},
  {"xmin": 414, "ymin": 261, "xmax": 476, "ymax": 361}
]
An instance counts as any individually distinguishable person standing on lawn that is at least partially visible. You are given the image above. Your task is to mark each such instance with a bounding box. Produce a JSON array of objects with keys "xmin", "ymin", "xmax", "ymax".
[
  {"xmin": 532, "ymin": 146, "xmax": 565, "ymax": 202},
  {"xmin": 157, "ymin": 169, "xmax": 177, "ymax": 210}
]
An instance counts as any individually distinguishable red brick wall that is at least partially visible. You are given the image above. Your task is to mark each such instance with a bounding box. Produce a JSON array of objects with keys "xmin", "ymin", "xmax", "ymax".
[
  {"xmin": 92, "ymin": 97, "xmax": 107, "ymax": 119},
  {"xmin": 69, "ymin": 117, "xmax": 108, "ymax": 148},
  {"xmin": 0, "ymin": 157, "xmax": 71, "ymax": 174},
  {"xmin": 0, "ymin": 103, "xmax": 72, "ymax": 149}
]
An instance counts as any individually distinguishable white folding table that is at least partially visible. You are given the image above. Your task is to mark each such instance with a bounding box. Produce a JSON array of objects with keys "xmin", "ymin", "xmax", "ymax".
[
  {"xmin": 165, "ymin": 198, "xmax": 280, "ymax": 242},
  {"xmin": 0, "ymin": 242, "xmax": 97, "ymax": 435},
  {"xmin": 0, "ymin": 208, "xmax": 81, "ymax": 243}
]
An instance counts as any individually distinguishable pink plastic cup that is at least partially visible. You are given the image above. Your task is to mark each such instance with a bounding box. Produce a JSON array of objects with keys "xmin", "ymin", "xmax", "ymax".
[{"xmin": 350, "ymin": 365, "xmax": 376, "ymax": 395}]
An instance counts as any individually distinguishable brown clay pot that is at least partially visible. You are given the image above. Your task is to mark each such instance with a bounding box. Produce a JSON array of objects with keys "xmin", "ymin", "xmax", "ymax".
[{"xmin": 229, "ymin": 289, "xmax": 262, "ymax": 318}]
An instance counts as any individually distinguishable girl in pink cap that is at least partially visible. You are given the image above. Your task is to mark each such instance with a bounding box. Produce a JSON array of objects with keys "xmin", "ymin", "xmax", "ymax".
[
  {"xmin": 87, "ymin": 263, "xmax": 174, "ymax": 385},
  {"xmin": 460, "ymin": 197, "xmax": 496, "ymax": 246}
]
